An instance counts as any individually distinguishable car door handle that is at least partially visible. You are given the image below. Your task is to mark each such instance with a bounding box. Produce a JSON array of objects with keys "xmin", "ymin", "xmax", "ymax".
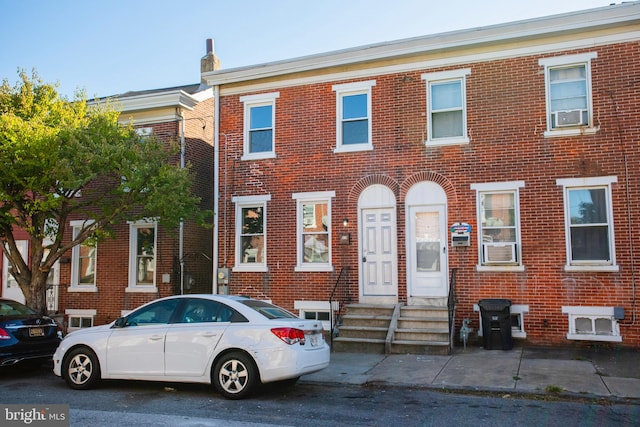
[
  {"xmin": 149, "ymin": 335, "xmax": 164, "ymax": 341},
  {"xmin": 201, "ymin": 332, "xmax": 218, "ymax": 338}
]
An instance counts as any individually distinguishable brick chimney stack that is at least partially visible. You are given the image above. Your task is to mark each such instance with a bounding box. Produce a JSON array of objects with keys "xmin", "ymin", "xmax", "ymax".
[{"xmin": 201, "ymin": 38, "xmax": 221, "ymax": 80}]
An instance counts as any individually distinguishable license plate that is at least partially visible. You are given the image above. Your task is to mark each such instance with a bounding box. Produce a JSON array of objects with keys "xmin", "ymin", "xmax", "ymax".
[
  {"xmin": 29, "ymin": 327, "xmax": 44, "ymax": 337},
  {"xmin": 309, "ymin": 334, "xmax": 319, "ymax": 347}
]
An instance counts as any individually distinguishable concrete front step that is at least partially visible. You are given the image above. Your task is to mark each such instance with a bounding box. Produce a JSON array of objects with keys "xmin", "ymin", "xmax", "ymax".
[
  {"xmin": 339, "ymin": 326, "xmax": 388, "ymax": 340},
  {"xmin": 394, "ymin": 328, "xmax": 449, "ymax": 341},
  {"xmin": 332, "ymin": 337, "xmax": 386, "ymax": 354},
  {"xmin": 389, "ymin": 339, "xmax": 450, "ymax": 355}
]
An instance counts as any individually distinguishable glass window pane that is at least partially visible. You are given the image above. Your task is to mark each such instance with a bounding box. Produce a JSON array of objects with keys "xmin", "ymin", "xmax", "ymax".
[
  {"xmin": 595, "ymin": 318, "xmax": 612, "ymax": 335},
  {"xmin": 569, "ymin": 189, "xmax": 607, "ymax": 224},
  {"xmin": 570, "ymin": 226, "xmax": 610, "ymax": 261},
  {"xmin": 303, "ymin": 202, "xmax": 327, "ymax": 232},
  {"xmin": 343, "ymin": 120, "xmax": 368, "ymax": 145},
  {"xmin": 343, "ymin": 94, "xmax": 367, "ymax": 119},
  {"xmin": 242, "ymin": 235, "xmax": 264, "ymax": 263},
  {"xmin": 432, "ymin": 110, "xmax": 463, "ymax": 138},
  {"xmin": 575, "ymin": 317, "xmax": 592, "ymax": 334},
  {"xmin": 550, "ymin": 66, "xmax": 585, "ymax": 82},
  {"xmin": 242, "ymin": 207, "xmax": 263, "ymax": 234},
  {"xmin": 415, "ymin": 212, "xmax": 440, "ymax": 272},
  {"xmin": 303, "ymin": 233, "xmax": 329, "ymax": 262},
  {"xmin": 431, "ymin": 81, "xmax": 461, "ymax": 110},
  {"xmin": 136, "ymin": 227, "xmax": 155, "ymax": 285},
  {"xmin": 250, "ymin": 105, "xmax": 272, "ymax": 129},
  {"xmin": 249, "ymin": 129, "xmax": 273, "ymax": 152}
]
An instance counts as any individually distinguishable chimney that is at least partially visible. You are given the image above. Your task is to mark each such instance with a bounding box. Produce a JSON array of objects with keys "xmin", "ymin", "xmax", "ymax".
[{"xmin": 201, "ymin": 38, "xmax": 221, "ymax": 76}]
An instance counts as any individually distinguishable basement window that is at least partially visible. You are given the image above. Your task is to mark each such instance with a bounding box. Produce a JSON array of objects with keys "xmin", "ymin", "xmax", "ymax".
[{"xmin": 562, "ymin": 306, "xmax": 622, "ymax": 342}]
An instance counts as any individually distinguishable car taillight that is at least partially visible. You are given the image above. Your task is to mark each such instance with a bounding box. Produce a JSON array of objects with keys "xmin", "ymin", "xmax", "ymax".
[
  {"xmin": 0, "ymin": 328, "xmax": 10, "ymax": 340},
  {"xmin": 271, "ymin": 327, "xmax": 306, "ymax": 345}
]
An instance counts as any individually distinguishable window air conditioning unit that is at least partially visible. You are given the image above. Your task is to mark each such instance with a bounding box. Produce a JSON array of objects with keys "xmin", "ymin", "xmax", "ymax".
[
  {"xmin": 483, "ymin": 243, "xmax": 516, "ymax": 264},
  {"xmin": 554, "ymin": 110, "xmax": 587, "ymax": 127}
]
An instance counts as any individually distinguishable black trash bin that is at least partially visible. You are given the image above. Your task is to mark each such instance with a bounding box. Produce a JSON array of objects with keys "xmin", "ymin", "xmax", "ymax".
[{"xmin": 478, "ymin": 299, "xmax": 512, "ymax": 350}]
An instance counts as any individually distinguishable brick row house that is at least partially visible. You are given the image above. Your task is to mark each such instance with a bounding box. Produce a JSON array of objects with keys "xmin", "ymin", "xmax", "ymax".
[
  {"xmin": 1, "ymin": 49, "xmax": 218, "ymax": 331},
  {"xmin": 202, "ymin": 3, "xmax": 640, "ymax": 349}
]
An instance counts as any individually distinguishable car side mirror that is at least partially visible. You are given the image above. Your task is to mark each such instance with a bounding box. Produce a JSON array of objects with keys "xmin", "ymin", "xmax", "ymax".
[{"xmin": 112, "ymin": 317, "xmax": 127, "ymax": 328}]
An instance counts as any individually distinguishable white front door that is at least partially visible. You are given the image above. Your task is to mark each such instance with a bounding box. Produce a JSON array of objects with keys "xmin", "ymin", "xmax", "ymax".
[
  {"xmin": 407, "ymin": 204, "xmax": 448, "ymax": 298},
  {"xmin": 361, "ymin": 207, "xmax": 397, "ymax": 299}
]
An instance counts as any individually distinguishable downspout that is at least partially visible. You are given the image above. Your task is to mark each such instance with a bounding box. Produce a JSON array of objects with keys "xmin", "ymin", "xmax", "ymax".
[
  {"xmin": 178, "ymin": 108, "xmax": 186, "ymax": 295},
  {"xmin": 213, "ymin": 85, "xmax": 220, "ymax": 294}
]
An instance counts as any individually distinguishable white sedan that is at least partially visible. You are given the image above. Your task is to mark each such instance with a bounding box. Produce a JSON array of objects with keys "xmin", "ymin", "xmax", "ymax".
[{"xmin": 52, "ymin": 295, "xmax": 330, "ymax": 399}]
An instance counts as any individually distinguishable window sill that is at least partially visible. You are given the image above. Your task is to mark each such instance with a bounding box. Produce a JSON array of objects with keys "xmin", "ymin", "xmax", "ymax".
[
  {"xmin": 241, "ymin": 152, "xmax": 276, "ymax": 161},
  {"xmin": 543, "ymin": 126, "xmax": 599, "ymax": 138},
  {"xmin": 334, "ymin": 144, "xmax": 373, "ymax": 154},
  {"xmin": 476, "ymin": 265, "xmax": 525, "ymax": 273},
  {"xmin": 425, "ymin": 136, "xmax": 470, "ymax": 147},
  {"xmin": 233, "ymin": 265, "xmax": 269, "ymax": 273},
  {"xmin": 125, "ymin": 286, "xmax": 158, "ymax": 293},
  {"xmin": 566, "ymin": 333, "xmax": 622, "ymax": 343},
  {"xmin": 67, "ymin": 286, "xmax": 98, "ymax": 293},
  {"xmin": 564, "ymin": 265, "xmax": 619, "ymax": 273},
  {"xmin": 294, "ymin": 264, "xmax": 334, "ymax": 273}
]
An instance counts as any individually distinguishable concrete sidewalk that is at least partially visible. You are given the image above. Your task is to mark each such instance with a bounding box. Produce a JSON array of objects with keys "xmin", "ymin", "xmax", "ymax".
[{"xmin": 300, "ymin": 346, "xmax": 640, "ymax": 400}]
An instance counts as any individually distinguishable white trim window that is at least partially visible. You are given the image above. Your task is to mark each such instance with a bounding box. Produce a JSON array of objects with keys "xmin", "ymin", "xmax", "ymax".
[
  {"xmin": 232, "ymin": 195, "xmax": 271, "ymax": 272},
  {"xmin": 539, "ymin": 53, "xmax": 598, "ymax": 137},
  {"xmin": 65, "ymin": 309, "xmax": 96, "ymax": 332},
  {"xmin": 294, "ymin": 300, "xmax": 335, "ymax": 331},
  {"xmin": 471, "ymin": 181, "xmax": 524, "ymax": 271},
  {"xmin": 128, "ymin": 220, "xmax": 158, "ymax": 291},
  {"xmin": 240, "ymin": 92, "xmax": 279, "ymax": 160},
  {"xmin": 562, "ymin": 306, "xmax": 622, "ymax": 342},
  {"xmin": 333, "ymin": 80, "xmax": 375, "ymax": 153},
  {"xmin": 293, "ymin": 191, "xmax": 335, "ymax": 272},
  {"xmin": 422, "ymin": 69, "xmax": 471, "ymax": 146},
  {"xmin": 70, "ymin": 220, "xmax": 97, "ymax": 291},
  {"xmin": 557, "ymin": 176, "xmax": 618, "ymax": 272}
]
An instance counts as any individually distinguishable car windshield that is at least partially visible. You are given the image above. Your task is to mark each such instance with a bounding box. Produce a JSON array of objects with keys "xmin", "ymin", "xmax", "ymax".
[
  {"xmin": 239, "ymin": 300, "xmax": 299, "ymax": 320},
  {"xmin": 0, "ymin": 300, "xmax": 36, "ymax": 316}
]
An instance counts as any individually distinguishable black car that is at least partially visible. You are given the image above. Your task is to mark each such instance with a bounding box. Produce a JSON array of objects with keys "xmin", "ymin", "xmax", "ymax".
[{"xmin": 0, "ymin": 298, "xmax": 62, "ymax": 368}]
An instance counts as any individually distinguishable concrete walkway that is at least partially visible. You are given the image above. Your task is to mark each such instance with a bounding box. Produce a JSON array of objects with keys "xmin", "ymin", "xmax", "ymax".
[{"xmin": 301, "ymin": 346, "xmax": 640, "ymax": 400}]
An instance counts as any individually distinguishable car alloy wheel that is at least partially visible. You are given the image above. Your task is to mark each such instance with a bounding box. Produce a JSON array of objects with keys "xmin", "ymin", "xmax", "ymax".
[
  {"xmin": 63, "ymin": 347, "xmax": 101, "ymax": 390},
  {"xmin": 214, "ymin": 352, "xmax": 257, "ymax": 399}
]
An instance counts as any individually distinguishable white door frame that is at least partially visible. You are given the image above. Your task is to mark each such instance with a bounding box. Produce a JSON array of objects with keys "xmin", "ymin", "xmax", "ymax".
[
  {"xmin": 358, "ymin": 184, "xmax": 398, "ymax": 304},
  {"xmin": 405, "ymin": 181, "xmax": 449, "ymax": 305}
]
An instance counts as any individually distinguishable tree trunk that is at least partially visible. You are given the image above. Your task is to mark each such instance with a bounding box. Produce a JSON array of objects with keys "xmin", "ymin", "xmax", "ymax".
[{"xmin": 21, "ymin": 271, "xmax": 49, "ymax": 314}]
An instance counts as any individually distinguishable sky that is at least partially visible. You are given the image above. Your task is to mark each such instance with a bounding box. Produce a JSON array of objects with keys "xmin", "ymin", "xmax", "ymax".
[{"xmin": 0, "ymin": 0, "xmax": 620, "ymax": 99}]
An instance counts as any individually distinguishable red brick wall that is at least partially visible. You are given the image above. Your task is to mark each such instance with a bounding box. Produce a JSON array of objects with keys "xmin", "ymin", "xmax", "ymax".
[{"xmin": 217, "ymin": 41, "xmax": 640, "ymax": 347}]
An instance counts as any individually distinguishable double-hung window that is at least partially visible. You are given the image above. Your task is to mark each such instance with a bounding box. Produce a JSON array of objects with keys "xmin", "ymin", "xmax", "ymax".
[
  {"xmin": 471, "ymin": 181, "xmax": 524, "ymax": 270},
  {"xmin": 333, "ymin": 80, "xmax": 375, "ymax": 152},
  {"xmin": 539, "ymin": 53, "xmax": 597, "ymax": 136},
  {"xmin": 557, "ymin": 176, "xmax": 617, "ymax": 271},
  {"xmin": 422, "ymin": 69, "xmax": 471, "ymax": 145},
  {"xmin": 70, "ymin": 220, "xmax": 97, "ymax": 291},
  {"xmin": 240, "ymin": 92, "xmax": 279, "ymax": 160},
  {"xmin": 128, "ymin": 220, "xmax": 158, "ymax": 291},
  {"xmin": 293, "ymin": 191, "xmax": 335, "ymax": 272},
  {"xmin": 232, "ymin": 195, "xmax": 270, "ymax": 272}
]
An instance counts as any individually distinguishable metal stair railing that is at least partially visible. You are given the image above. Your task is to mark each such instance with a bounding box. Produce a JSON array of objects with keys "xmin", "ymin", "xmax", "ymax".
[
  {"xmin": 447, "ymin": 268, "xmax": 458, "ymax": 354},
  {"xmin": 329, "ymin": 266, "xmax": 351, "ymax": 349}
]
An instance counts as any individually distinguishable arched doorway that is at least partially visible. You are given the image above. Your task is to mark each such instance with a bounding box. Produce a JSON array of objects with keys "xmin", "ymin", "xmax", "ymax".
[
  {"xmin": 358, "ymin": 184, "xmax": 398, "ymax": 304},
  {"xmin": 405, "ymin": 181, "xmax": 448, "ymax": 306}
]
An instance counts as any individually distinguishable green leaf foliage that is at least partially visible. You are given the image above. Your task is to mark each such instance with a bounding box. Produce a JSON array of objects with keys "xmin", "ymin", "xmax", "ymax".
[{"xmin": 0, "ymin": 70, "xmax": 210, "ymax": 311}]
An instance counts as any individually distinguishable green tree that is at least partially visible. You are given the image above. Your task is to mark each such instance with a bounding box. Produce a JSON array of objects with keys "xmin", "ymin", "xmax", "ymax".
[{"xmin": 0, "ymin": 70, "xmax": 208, "ymax": 313}]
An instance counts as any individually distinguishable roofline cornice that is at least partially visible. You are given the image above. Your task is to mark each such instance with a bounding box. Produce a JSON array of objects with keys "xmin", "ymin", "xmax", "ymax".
[
  {"xmin": 90, "ymin": 89, "xmax": 200, "ymax": 113},
  {"xmin": 204, "ymin": 3, "xmax": 640, "ymax": 87}
]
